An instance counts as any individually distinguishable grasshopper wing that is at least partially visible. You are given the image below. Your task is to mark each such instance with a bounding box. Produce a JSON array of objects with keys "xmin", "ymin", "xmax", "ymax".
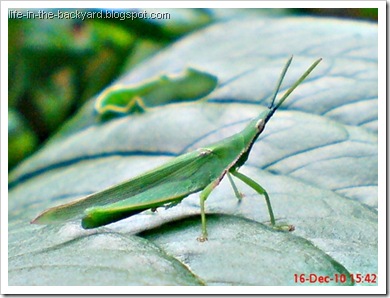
[{"xmin": 32, "ymin": 149, "xmax": 221, "ymax": 226}]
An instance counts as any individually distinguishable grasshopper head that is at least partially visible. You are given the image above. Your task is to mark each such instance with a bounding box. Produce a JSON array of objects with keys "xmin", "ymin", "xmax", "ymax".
[
  {"xmin": 256, "ymin": 56, "xmax": 322, "ymax": 132},
  {"xmin": 255, "ymin": 108, "xmax": 275, "ymax": 133}
]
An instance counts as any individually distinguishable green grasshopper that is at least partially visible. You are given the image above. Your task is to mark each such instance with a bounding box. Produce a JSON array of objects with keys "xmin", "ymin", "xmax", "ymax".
[
  {"xmin": 95, "ymin": 68, "xmax": 218, "ymax": 119},
  {"xmin": 32, "ymin": 56, "xmax": 322, "ymax": 241}
]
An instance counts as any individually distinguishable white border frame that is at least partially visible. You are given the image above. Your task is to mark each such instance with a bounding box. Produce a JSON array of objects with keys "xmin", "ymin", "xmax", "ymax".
[{"xmin": 2, "ymin": 1, "xmax": 385, "ymax": 294}]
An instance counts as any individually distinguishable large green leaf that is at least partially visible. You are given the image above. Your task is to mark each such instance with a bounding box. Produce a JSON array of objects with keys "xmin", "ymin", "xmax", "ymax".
[{"xmin": 9, "ymin": 17, "xmax": 377, "ymax": 286}]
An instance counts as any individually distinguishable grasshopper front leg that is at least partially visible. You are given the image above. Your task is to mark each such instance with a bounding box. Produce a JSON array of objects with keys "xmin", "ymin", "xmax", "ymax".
[
  {"xmin": 227, "ymin": 172, "xmax": 243, "ymax": 201},
  {"xmin": 198, "ymin": 179, "xmax": 222, "ymax": 242}
]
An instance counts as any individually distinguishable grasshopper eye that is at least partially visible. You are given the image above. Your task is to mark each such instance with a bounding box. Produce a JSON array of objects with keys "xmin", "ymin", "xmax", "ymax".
[{"xmin": 256, "ymin": 118, "xmax": 266, "ymax": 132}]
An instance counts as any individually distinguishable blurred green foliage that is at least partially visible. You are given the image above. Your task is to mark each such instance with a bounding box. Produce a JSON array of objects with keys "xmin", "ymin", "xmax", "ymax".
[
  {"xmin": 8, "ymin": 8, "xmax": 377, "ymax": 170},
  {"xmin": 8, "ymin": 109, "xmax": 38, "ymax": 168},
  {"xmin": 295, "ymin": 8, "xmax": 378, "ymax": 21},
  {"xmin": 8, "ymin": 8, "xmax": 213, "ymax": 169}
]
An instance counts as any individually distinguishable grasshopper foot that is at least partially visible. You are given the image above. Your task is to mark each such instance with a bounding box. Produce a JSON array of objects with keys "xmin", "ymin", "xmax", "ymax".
[
  {"xmin": 197, "ymin": 235, "xmax": 208, "ymax": 242},
  {"xmin": 272, "ymin": 224, "xmax": 295, "ymax": 232}
]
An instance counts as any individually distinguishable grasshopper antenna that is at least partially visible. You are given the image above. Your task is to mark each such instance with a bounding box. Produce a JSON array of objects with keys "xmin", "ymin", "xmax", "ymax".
[
  {"xmin": 268, "ymin": 56, "xmax": 293, "ymax": 109},
  {"xmin": 265, "ymin": 57, "xmax": 322, "ymax": 124}
]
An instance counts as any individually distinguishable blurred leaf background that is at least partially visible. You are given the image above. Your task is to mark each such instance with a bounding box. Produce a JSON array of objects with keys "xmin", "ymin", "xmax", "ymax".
[{"xmin": 8, "ymin": 8, "xmax": 377, "ymax": 170}]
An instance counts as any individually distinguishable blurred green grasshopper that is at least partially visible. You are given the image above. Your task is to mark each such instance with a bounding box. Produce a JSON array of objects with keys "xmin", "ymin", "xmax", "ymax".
[{"xmin": 32, "ymin": 57, "xmax": 321, "ymax": 241}]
